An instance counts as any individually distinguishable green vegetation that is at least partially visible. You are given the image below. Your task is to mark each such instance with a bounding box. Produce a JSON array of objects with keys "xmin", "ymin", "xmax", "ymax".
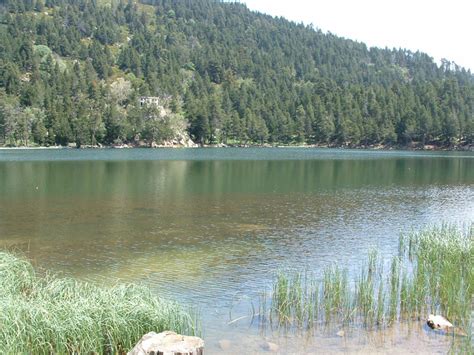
[
  {"xmin": 0, "ymin": 252, "xmax": 197, "ymax": 354},
  {"xmin": 0, "ymin": 0, "xmax": 473, "ymax": 148},
  {"xmin": 258, "ymin": 225, "xmax": 473, "ymax": 349}
]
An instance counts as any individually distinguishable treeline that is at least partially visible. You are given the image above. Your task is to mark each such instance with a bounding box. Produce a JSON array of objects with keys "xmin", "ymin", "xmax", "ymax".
[{"xmin": 0, "ymin": 0, "xmax": 473, "ymax": 147}]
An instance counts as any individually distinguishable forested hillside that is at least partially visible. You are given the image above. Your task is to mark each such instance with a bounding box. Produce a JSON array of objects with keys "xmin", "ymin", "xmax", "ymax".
[{"xmin": 0, "ymin": 0, "xmax": 473, "ymax": 147}]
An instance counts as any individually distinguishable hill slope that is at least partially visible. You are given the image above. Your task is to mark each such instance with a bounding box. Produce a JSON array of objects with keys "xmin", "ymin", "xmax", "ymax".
[{"xmin": 0, "ymin": 0, "xmax": 473, "ymax": 148}]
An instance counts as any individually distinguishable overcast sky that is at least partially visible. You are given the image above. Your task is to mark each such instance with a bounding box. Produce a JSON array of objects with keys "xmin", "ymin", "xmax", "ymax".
[{"xmin": 242, "ymin": 0, "xmax": 474, "ymax": 71}]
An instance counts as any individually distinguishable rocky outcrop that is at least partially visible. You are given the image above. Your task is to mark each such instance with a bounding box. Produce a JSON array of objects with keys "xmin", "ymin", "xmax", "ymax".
[{"xmin": 152, "ymin": 131, "xmax": 198, "ymax": 148}]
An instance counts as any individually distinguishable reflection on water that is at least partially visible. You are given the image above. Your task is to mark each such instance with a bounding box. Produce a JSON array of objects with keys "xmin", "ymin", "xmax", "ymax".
[{"xmin": 0, "ymin": 148, "xmax": 473, "ymax": 353}]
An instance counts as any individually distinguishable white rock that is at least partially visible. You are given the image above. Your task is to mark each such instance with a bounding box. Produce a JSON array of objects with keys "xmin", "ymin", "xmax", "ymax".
[
  {"xmin": 128, "ymin": 331, "xmax": 204, "ymax": 355},
  {"xmin": 427, "ymin": 314, "xmax": 453, "ymax": 330}
]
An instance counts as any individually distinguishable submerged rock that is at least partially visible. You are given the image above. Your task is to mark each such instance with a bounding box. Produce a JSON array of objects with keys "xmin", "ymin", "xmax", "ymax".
[
  {"xmin": 218, "ymin": 339, "xmax": 231, "ymax": 350},
  {"xmin": 128, "ymin": 331, "xmax": 204, "ymax": 355},
  {"xmin": 261, "ymin": 341, "xmax": 279, "ymax": 352}
]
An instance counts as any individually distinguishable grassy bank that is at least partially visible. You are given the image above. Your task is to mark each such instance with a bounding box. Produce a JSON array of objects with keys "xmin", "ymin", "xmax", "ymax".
[
  {"xmin": 258, "ymin": 225, "xmax": 473, "ymax": 348},
  {"xmin": 0, "ymin": 252, "xmax": 197, "ymax": 354}
]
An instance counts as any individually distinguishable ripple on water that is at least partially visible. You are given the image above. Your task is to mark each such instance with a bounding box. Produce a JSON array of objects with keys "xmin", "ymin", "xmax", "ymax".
[{"xmin": 0, "ymin": 149, "xmax": 472, "ymax": 352}]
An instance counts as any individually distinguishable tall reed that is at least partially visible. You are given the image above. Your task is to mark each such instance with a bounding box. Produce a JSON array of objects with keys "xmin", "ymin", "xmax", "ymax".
[
  {"xmin": 0, "ymin": 252, "xmax": 197, "ymax": 354},
  {"xmin": 258, "ymin": 224, "xmax": 473, "ymax": 349}
]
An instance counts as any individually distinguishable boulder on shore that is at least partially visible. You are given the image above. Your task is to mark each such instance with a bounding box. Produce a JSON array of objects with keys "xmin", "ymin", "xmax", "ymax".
[{"xmin": 128, "ymin": 331, "xmax": 204, "ymax": 355}]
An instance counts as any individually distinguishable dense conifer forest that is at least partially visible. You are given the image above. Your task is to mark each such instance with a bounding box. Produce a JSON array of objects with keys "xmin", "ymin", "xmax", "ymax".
[{"xmin": 0, "ymin": 0, "xmax": 472, "ymax": 147}]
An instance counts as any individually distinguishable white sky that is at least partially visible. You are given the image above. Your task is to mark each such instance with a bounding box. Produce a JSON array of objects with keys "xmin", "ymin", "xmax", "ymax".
[{"xmin": 242, "ymin": 0, "xmax": 474, "ymax": 71}]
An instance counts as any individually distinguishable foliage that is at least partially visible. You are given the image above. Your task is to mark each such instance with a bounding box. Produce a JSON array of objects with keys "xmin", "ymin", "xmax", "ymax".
[
  {"xmin": 0, "ymin": 251, "xmax": 197, "ymax": 354},
  {"xmin": 258, "ymin": 225, "xmax": 473, "ymax": 351},
  {"xmin": 0, "ymin": 0, "xmax": 473, "ymax": 147}
]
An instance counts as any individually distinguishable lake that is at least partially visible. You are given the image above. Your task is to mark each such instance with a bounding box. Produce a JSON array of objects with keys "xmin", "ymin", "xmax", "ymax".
[{"xmin": 0, "ymin": 148, "xmax": 473, "ymax": 353}]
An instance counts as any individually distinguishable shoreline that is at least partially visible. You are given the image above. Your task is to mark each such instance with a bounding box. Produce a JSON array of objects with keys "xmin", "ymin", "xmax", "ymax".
[{"xmin": 0, "ymin": 143, "xmax": 472, "ymax": 152}]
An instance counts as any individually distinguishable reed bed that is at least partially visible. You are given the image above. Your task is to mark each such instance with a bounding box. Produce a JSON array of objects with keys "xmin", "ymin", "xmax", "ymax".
[
  {"xmin": 0, "ymin": 252, "xmax": 197, "ymax": 354},
  {"xmin": 257, "ymin": 224, "xmax": 473, "ymax": 348}
]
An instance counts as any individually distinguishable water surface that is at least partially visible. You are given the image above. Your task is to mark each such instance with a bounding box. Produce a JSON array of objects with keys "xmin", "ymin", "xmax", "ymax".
[{"xmin": 0, "ymin": 148, "xmax": 473, "ymax": 353}]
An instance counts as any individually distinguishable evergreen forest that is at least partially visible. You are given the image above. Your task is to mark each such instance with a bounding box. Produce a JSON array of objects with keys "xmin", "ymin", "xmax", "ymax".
[{"xmin": 0, "ymin": 0, "xmax": 473, "ymax": 147}]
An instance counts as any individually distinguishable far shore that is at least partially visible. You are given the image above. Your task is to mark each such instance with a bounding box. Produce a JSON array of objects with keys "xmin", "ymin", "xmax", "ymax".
[{"xmin": 0, "ymin": 143, "xmax": 472, "ymax": 151}]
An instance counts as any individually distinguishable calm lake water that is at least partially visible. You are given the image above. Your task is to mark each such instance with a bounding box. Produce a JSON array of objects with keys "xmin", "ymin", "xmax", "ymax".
[{"xmin": 0, "ymin": 148, "xmax": 473, "ymax": 353}]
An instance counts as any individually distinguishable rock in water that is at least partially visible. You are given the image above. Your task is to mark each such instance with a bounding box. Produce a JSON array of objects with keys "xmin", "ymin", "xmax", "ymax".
[
  {"xmin": 218, "ymin": 339, "xmax": 231, "ymax": 350},
  {"xmin": 218, "ymin": 339, "xmax": 232, "ymax": 350},
  {"xmin": 261, "ymin": 341, "xmax": 279, "ymax": 352},
  {"xmin": 427, "ymin": 314, "xmax": 453, "ymax": 330},
  {"xmin": 128, "ymin": 331, "xmax": 204, "ymax": 355},
  {"xmin": 427, "ymin": 314, "xmax": 468, "ymax": 336}
]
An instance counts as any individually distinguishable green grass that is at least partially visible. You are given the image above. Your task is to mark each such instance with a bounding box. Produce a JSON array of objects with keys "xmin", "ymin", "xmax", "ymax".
[
  {"xmin": 0, "ymin": 252, "xmax": 197, "ymax": 354},
  {"xmin": 257, "ymin": 224, "xmax": 473, "ymax": 349}
]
